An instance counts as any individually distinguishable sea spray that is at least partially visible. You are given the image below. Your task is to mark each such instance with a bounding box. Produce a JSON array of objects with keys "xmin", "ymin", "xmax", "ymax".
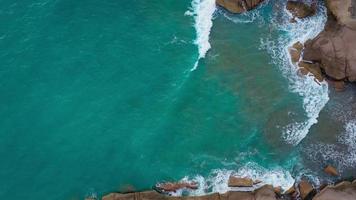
[
  {"xmin": 171, "ymin": 162, "xmax": 294, "ymax": 196},
  {"xmin": 260, "ymin": 1, "xmax": 329, "ymax": 145},
  {"xmin": 185, "ymin": 0, "xmax": 216, "ymax": 71}
]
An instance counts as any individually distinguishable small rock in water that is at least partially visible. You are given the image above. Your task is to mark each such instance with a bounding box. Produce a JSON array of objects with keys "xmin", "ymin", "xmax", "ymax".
[
  {"xmin": 228, "ymin": 176, "xmax": 254, "ymax": 187},
  {"xmin": 324, "ymin": 165, "xmax": 339, "ymax": 176},
  {"xmin": 298, "ymin": 180, "xmax": 314, "ymax": 200}
]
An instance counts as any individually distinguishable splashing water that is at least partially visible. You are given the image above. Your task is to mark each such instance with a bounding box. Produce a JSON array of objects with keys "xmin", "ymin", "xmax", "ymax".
[
  {"xmin": 186, "ymin": 0, "xmax": 216, "ymax": 71},
  {"xmin": 260, "ymin": 1, "xmax": 329, "ymax": 145}
]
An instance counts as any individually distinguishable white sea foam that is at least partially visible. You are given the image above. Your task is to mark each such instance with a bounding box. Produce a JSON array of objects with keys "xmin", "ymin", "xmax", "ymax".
[
  {"xmin": 186, "ymin": 0, "xmax": 216, "ymax": 71},
  {"xmin": 305, "ymin": 120, "xmax": 356, "ymax": 173},
  {"xmin": 170, "ymin": 162, "xmax": 294, "ymax": 196},
  {"xmin": 260, "ymin": 2, "xmax": 329, "ymax": 145}
]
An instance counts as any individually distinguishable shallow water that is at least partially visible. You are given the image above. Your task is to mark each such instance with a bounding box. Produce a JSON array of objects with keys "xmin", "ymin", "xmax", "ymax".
[{"xmin": 0, "ymin": 0, "xmax": 355, "ymax": 199}]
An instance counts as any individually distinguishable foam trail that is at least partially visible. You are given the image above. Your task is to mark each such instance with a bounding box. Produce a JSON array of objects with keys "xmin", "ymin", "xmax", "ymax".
[
  {"xmin": 170, "ymin": 162, "xmax": 295, "ymax": 196},
  {"xmin": 260, "ymin": 1, "xmax": 329, "ymax": 145},
  {"xmin": 186, "ymin": 0, "xmax": 216, "ymax": 71}
]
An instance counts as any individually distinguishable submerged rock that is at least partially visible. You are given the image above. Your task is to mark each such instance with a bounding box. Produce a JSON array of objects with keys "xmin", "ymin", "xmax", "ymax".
[
  {"xmin": 324, "ymin": 165, "xmax": 339, "ymax": 176},
  {"xmin": 216, "ymin": 0, "xmax": 264, "ymax": 14},
  {"xmin": 228, "ymin": 176, "xmax": 254, "ymax": 187},
  {"xmin": 286, "ymin": 1, "xmax": 316, "ymax": 19}
]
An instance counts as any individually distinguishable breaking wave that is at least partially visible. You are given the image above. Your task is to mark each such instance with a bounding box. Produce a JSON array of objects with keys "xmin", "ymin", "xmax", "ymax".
[
  {"xmin": 170, "ymin": 162, "xmax": 294, "ymax": 196},
  {"xmin": 186, "ymin": 0, "xmax": 216, "ymax": 71},
  {"xmin": 260, "ymin": 1, "xmax": 329, "ymax": 145}
]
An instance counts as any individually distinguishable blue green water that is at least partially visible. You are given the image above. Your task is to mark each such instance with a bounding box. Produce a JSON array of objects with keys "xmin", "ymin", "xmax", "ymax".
[{"xmin": 1, "ymin": 0, "xmax": 355, "ymax": 199}]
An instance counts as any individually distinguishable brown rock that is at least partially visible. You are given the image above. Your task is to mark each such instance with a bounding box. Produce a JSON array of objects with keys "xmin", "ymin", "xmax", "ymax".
[
  {"xmin": 216, "ymin": 0, "xmax": 264, "ymax": 14},
  {"xmin": 254, "ymin": 185, "xmax": 277, "ymax": 200},
  {"xmin": 182, "ymin": 193, "xmax": 219, "ymax": 200},
  {"xmin": 298, "ymin": 61, "xmax": 324, "ymax": 81},
  {"xmin": 289, "ymin": 41, "xmax": 304, "ymax": 63},
  {"xmin": 302, "ymin": 0, "xmax": 356, "ymax": 82},
  {"xmin": 102, "ymin": 193, "xmax": 136, "ymax": 200},
  {"xmin": 313, "ymin": 183, "xmax": 356, "ymax": 200},
  {"xmin": 228, "ymin": 176, "xmax": 254, "ymax": 187},
  {"xmin": 298, "ymin": 180, "xmax": 314, "ymax": 200},
  {"xmin": 273, "ymin": 186, "xmax": 282, "ymax": 195},
  {"xmin": 286, "ymin": 1, "xmax": 316, "ymax": 19},
  {"xmin": 253, "ymin": 179, "xmax": 263, "ymax": 185},
  {"xmin": 225, "ymin": 191, "xmax": 254, "ymax": 200},
  {"xmin": 324, "ymin": 165, "xmax": 339, "ymax": 176}
]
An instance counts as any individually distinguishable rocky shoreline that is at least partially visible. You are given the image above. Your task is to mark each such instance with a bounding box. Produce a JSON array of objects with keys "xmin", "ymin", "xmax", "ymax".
[
  {"xmin": 99, "ymin": 178, "xmax": 356, "ymax": 200},
  {"xmin": 95, "ymin": 1, "xmax": 356, "ymax": 200}
]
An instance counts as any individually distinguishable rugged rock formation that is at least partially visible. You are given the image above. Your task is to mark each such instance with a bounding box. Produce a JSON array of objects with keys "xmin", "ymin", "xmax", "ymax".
[
  {"xmin": 302, "ymin": 0, "xmax": 356, "ymax": 84},
  {"xmin": 216, "ymin": 0, "xmax": 264, "ymax": 13},
  {"xmin": 286, "ymin": 0, "xmax": 316, "ymax": 19},
  {"xmin": 102, "ymin": 186, "xmax": 278, "ymax": 200}
]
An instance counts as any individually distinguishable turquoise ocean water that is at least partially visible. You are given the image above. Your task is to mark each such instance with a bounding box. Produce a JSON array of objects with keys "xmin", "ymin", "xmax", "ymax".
[{"xmin": 1, "ymin": 0, "xmax": 356, "ymax": 199}]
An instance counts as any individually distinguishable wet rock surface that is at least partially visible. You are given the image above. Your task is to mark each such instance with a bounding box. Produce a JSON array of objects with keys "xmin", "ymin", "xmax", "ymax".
[
  {"xmin": 216, "ymin": 0, "xmax": 264, "ymax": 13},
  {"xmin": 286, "ymin": 1, "xmax": 316, "ymax": 19},
  {"xmin": 302, "ymin": 0, "xmax": 356, "ymax": 86}
]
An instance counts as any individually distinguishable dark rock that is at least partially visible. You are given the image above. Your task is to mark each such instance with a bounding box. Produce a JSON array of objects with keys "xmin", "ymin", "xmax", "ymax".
[
  {"xmin": 324, "ymin": 165, "xmax": 339, "ymax": 176},
  {"xmin": 216, "ymin": 0, "xmax": 264, "ymax": 14},
  {"xmin": 228, "ymin": 176, "xmax": 254, "ymax": 187},
  {"xmin": 286, "ymin": 1, "xmax": 316, "ymax": 19},
  {"xmin": 284, "ymin": 186, "xmax": 296, "ymax": 195}
]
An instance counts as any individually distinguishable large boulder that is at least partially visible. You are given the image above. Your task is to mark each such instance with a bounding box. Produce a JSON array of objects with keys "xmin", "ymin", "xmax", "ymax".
[
  {"xmin": 216, "ymin": 0, "xmax": 264, "ymax": 13},
  {"xmin": 298, "ymin": 180, "xmax": 314, "ymax": 200},
  {"xmin": 302, "ymin": 0, "xmax": 356, "ymax": 82},
  {"xmin": 254, "ymin": 185, "xmax": 277, "ymax": 200},
  {"xmin": 286, "ymin": 1, "xmax": 316, "ymax": 19},
  {"xmin": 313, "ymin": 181, "xmax": 356, "ymax": 200},
  {"xmin": 228, "ymin": 176, "xmax": 254, "ymax": 187}
]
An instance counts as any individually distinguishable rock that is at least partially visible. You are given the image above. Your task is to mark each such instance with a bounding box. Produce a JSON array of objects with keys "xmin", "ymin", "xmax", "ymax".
[
  {"xmin": 298, "ymin": 61, "xmax": 324, "ymax": 81},
  {"xmin": 302, "ymin": 0, "xmax": 356, "ymax": 82},
  {"xmin": 324, "ymin": 165, "xmax": 339, "ymax": 176},
  {"xmin": 286, "ymin": 1, "xmax": 316, "ymax": 19},
  {"xmin": 182, "ymin": 193, "xmax": 220, "ymax": 200},
  {"xmin": 273, "ymin": 186, "xmax": 282, "ymax": 195},
  {"xmin": 254, "ymin": 185, "xmax": 277, "ymax": 200},
  {"xmin": 228, "ymin": 176, "xmax": 254, "ymax": 187},
  {"xmin": 253, "ymin": 179, "xmax": 263, "ymax": 185},
  {"xmin": 221, "ymin": 191, "xmax": 254, "ymax": 200},
  {"xmin": 102, "ymin": 193, "xmax": 136, "ymax": 200},
  {"xmin": 334, "ymin": 181, "xmax": 352, "ymax": 189},
  {"xmin": 216, "ymin": 0, "xmax": 264, "ymax": 14},
  {"xmin": 155, "ymin": 182, "xmax": 198, "ymax": 192},
  {"xmin": 284, "ymin": 186, "xmax": 296, "ymax": 195},
  {"xmin": 298, "ymin": 180, "xmax": 314, "ymax": 200},
  {"xmin": 138, "ymin": 191, "xmax": 170, "ymax": 200},
  {"xmin": 313, "ymin": 184, "xmax": 356, "ymax": 200},
  {"xmin": 289, "ymin": 42, "xmax": 303, "ymax": 62}
]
